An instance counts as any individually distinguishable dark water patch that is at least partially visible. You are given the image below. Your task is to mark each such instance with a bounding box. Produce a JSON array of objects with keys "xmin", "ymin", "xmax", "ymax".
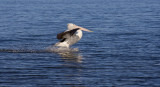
[
  {"xmin": 0, "ymin": 39, "xmax": 20, "ymax": 42},
  {"xmin": 0, "ymin": 49, "xmax": 48, "ymax": 53}
]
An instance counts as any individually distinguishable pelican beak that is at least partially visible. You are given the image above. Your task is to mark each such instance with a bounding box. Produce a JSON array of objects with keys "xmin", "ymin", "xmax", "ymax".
[{"xmin": 74, "ymin": 25, "xmax": 93, "ymax": 32}]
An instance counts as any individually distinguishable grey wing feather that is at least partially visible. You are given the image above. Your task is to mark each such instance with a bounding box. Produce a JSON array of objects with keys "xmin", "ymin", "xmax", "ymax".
[
  {"xmin": 56, "ymin": 28, "xmax": 80, "ymax": 46},
  {"xmin": 57, "ymin": 28, "xmax": 79, "ymax": 40}
]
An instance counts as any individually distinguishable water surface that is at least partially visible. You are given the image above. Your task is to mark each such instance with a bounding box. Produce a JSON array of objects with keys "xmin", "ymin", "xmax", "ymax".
[{"xmin": 0, "ymin": 0, "xmax": 160, "ymax": 87}]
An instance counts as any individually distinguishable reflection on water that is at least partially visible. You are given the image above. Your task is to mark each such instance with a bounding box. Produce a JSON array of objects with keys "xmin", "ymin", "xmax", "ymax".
[
  {"xmin": 50, "ymin": 47, "xmax": 84, "ymax": 86},
  {"xmin": 58, "ymin": 51, "xmax": 83, "ymax": 63},
  {"xmin": 47, "ymin": 46, "xmax": 83, "ymax": 63}
]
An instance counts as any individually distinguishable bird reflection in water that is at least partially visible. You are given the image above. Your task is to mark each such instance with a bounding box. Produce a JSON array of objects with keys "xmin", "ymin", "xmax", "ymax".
[
  {"xmin": 58, "ymin": 49, "xmax": 84, "ymax": 86},
  {"xmin": 57, "ymin": 47, "xmax": 83, "ymax": 63},
  {"xmin": 47, "ymin": 46, "xmax": 83, "ymax": 63},
  {"xmin": 58, "ymin": 51, "xmax": 83, "ymax": 63},
  {"xmin": 47, "ymin": 46, "xmax": 85, "ymax": 86}
]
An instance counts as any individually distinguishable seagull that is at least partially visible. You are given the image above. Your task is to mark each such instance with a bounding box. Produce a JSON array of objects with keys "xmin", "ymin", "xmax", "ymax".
[{"xmin": 54, "ymin": 23, "xmax": 93, "ymax": 48}]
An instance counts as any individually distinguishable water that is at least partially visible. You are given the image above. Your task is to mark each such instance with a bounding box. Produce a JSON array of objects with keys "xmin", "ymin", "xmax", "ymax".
[{"xmin": 0, "ymin": 0, "xmax": 160, "ymax": 86}]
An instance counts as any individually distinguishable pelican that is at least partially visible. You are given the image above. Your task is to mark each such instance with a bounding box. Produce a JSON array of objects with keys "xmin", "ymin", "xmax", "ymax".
[{"xmin": 54, "ymin": 23, "xmax": 93, "ymax": 48}]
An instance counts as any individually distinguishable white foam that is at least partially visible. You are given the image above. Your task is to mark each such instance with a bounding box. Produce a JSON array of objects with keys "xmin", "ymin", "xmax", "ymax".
[{"xmin": 46, "ymin": 46, "xmax": 79, "ymax": 53}]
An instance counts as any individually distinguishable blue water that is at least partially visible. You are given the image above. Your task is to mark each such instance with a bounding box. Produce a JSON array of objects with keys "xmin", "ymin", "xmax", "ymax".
[{"xmin": 0, "ymin": 0, "xmax": 160, "ymax": 87}]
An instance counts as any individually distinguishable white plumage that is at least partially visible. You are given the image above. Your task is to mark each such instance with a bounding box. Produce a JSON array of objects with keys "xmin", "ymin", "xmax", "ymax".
[{"xmin": 54, "ymin": 23, "xmax": 93, "ymax": 48}]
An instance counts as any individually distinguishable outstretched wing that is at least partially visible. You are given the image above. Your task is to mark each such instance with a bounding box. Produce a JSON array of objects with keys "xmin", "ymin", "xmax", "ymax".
[{"xmin": 57, "ymin": 28, "xmax": 79, "ymax": 40}]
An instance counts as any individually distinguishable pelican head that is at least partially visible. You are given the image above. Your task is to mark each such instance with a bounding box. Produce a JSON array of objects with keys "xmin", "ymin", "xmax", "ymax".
[
  {"xmin": 67, "ymin": 23, "xmax": 75, "ymax": 30},
  {"xmin": 67, "ymin": 23, "xmax": 93, "ymax": 32}
]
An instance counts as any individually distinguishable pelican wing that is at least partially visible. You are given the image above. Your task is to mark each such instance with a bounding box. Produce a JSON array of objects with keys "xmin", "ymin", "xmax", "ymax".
[{"xmin": 57, "ymin": 28, "xmax": 79, "ymax": 40}]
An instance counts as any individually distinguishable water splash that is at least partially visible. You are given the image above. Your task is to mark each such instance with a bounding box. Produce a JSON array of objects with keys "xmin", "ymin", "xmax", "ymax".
[
  {"xmin": 0, "ymin": 46, "xmax": 79, "ymax": 53},
  {"xmin": 0, "ymin": 46, "xmax": 82, "ymax": 62},
  {"xmin": 47, "ymin": 46, "xmax": 83, "ymax": 63},
  {"xmin": 46, "ymin": 46, "xmax": 79, "ymax": 53},
  {"xmin": 0, "ymin": 49, "xmax": 47, "ymax": 53}
]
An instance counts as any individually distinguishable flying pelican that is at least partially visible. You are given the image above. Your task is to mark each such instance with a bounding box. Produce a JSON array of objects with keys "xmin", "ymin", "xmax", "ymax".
[{"xmin": 54, "ymin": 23, "xmax": 93, "ymax": 48}]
